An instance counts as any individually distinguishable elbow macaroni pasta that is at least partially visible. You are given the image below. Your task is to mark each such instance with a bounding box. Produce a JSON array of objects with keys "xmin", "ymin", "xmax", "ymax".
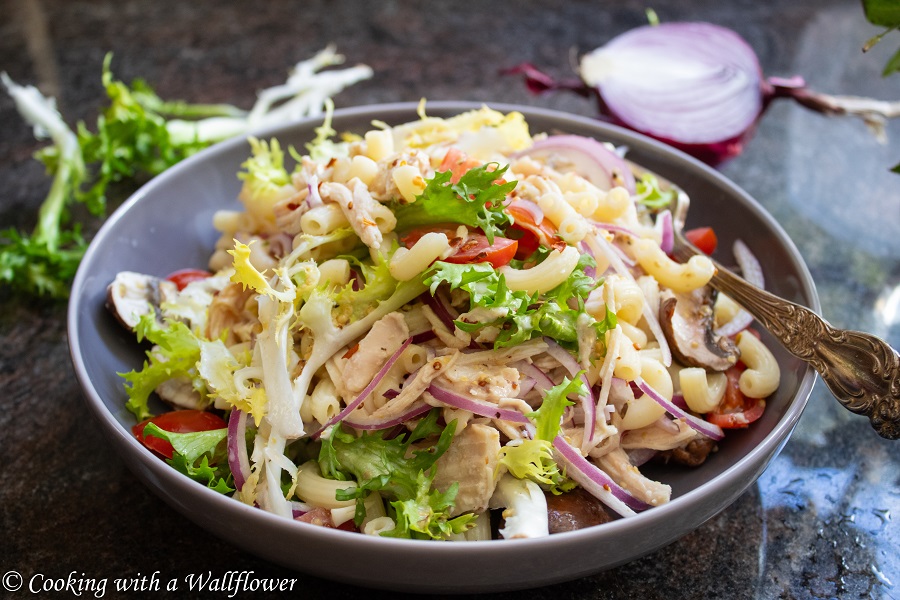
[
  {"xmin": 679, "ymin": 367, "xmax": 728, "ymax": 413},
  {"xmin": 631, "ymin": 238, "xmax": 715, "ymax": 294},
  {"xmin": 736, "ymin": 331, "xmax": 780, "ymax": 398},
  {"xmin": 499, "ymin": 246, "xmax": 580, "ymax": 294},
  {"xmin": 295, "ymin": 461, "xmax": 357, "ymax": 509},
  {"xmin": 301, "ymin": 203, "xmax": 350, "ymax": 236}
]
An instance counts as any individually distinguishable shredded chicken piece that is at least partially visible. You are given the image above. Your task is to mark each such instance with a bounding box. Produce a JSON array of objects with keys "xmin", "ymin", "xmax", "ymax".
[
  {"xmin": 207, "ymin": 282, "xmax": 259, "ymax": 346},
  {"xmin": 368, "ymin": 150, "xmax": 432, "ymax": 202},
  {"xmin": 343, "ymin": 312, "xmax": 409, "ymax": 394},
  {"xmin": 620, "ymin": 419, "xmax": 699, "ymax": 451},
  {"xmin": 439, "ymin": 362, "xmax": 520, "ymax": 404},
  {"xmin": 432, "ymin": 423, "xmax": 500, "ymax": 516},
  {"xmin": 319, "ymin": 179, "xmax": 384, "ymax": 249},
  {"xmin": 595, "ymin": 448, "xmax": 671, "ymax": 507},
  {"xmin": 272, "ymin": 187, "xmax": 310, "ymax": 235},
  {"xmin": 368, "ymin": 351, "xmax": 460, "ymax": 421}
]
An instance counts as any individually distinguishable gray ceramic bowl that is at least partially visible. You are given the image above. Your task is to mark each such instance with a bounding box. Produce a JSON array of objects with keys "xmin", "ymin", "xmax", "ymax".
[{"xmin": 68, "ymin": 102, "xmax": 818, "ymax": 593}]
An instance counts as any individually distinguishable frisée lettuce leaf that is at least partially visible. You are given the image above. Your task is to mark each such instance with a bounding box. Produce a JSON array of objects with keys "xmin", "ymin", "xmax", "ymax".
[
  {"xmin": 319, "ymin": 409, "xmax": 477, "ymax": 539},
  {"xmin": 393, "ymin": 163, "xmax": 516, "ymax": 243}
]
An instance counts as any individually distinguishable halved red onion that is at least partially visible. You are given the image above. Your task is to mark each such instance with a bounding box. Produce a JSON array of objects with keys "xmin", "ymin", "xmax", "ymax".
[
  {"xmin": 552, "ymin": 435, "xmax": 649, "ymax": 515},
  {"xmin": 578, "ymin": 22, "xmax": 762, "ymax": 165},
  {"xmin": 513, "ymin": 135, "xmax": 636, "ymax": 193},
  {"xmin": 427, "ymin": 382, "xmax": 530, "ymax": 424},
  {"xmin": 714, "ymin": 239, "xmax": 763, "ymax": 337},
  {"xmin": 227, "ymin": 408, "xmax": 251, "ymax": 492},
  {"xmin": 343, "ymin": 401, "xmax": 432, "ymax": 431},
  {"xmin": 510, "ymin": 23, "xmax": 900, "ymax": 166},
  {"xmin": 635, "ymin": 378, "xmax": 724, "ymax": 441},
  {"xmin": 310, "ymin": 337, "xmax": 412, "ymax": 439}
]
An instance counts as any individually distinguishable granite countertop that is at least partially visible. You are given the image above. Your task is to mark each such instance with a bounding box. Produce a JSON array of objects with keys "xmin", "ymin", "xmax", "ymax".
[{"xmin": 1, "ymin": 1, "xmax": 898, "ymax": 598}]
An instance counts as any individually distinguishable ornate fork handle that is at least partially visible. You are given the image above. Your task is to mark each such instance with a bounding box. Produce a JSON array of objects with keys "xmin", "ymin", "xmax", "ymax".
[{"xmin": 673, "ymin": 242, "xmax": 900, "ymax": 440}]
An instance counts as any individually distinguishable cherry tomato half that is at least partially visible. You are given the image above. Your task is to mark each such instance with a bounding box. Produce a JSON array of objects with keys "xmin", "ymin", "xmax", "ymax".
[
  {"xmin": 443, "ymin": 234, "xmax": 518, "ymax": 268},
  {"xmin": 706, "ymin": 366, "xmax": 765, "ymax": 429},
  {"xmin": 439, "ymin": 147, "xmax": 484, "ymax": 183},
  {"xmin": 166, "ymin": 268, "xmax": 213, "ymax": 291},
  {"xmin": 401, "ymin": 226, "xmax": 518, "ymax": 269},
  {"xmin": 132, "ymin": 410, "xmax": 227, "ymax": 459},
  {"xmin": 684, "ymin": 227, "xmax": 718, "ymax": 255},
  {"xmin": 505, "ymin": 203, "xmax": 565, "ymax": 259}
]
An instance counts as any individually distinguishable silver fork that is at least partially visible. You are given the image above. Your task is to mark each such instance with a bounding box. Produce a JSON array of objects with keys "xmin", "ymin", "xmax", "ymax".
[{"xmin": 665, "ymin": 184, "xmax": 900, "ymax": 440}]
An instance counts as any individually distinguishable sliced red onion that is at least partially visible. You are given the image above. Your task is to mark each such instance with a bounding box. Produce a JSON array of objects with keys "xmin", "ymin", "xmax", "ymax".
[
  {"xmin": 671, "ymin": 393, "xmax": 689, "ymax": 411},
  {"xmin": 411, "ymin": 330, "xmax": 437, "ymax": 344},
  {"xmin": 733, "ymin": 239, "xmax": 764, "ymax": 288},
  {"xmin": 544, "ymin": 338, "xmax": 597, "ymax": 442},
  {"xmin": 291, "ymin": 501, "xmax": 313, "ymax": 518},
  {"xmin": 427, "ymin": 382, "xmax": 530, "ymax": 424},
  {"xmin": 507, "ymin": 198, "xmax": 544, "ymax": 224},
  {"xmin": 310, "ymin": 337, "xmax": 412, "ymax": 439},
  {"xmin": 306, "ymin": 174, "xmax": 323, "ymax": 208},
  {"xmin": 578, "ymin": 241, "xmax": 596, "ymax": 280},
  {"xmin": 513, "ymin": 135, "xmax": 636, "ymax": 193},
  {"xmin": 517, "ymin": 361, "xmax": 556, "ymax": 392},
  {"xmin": 626, "ymin": 447, "xmax": 658, "ymax": 467},
  {"xmin": 517, "ymin": 377, "xmax": 536, "ymax": 398},
  {"xmin": 714, "ymin": 239, "xmax": 763, "ymax": 337},
  {"xmin": 593, "ymin": 221, "xmax": 638, "ymax": 238},
  {"xmin": 227, "ymin": 408, "xmax": 251, "ymax": 492},
  {"xmin": 655, "ymin": 210, "xmax": 674, "ymax": 254},
  {"xmin": 343, "ymin": 401, "xmax": 431, "ymax": 431},
  {"xmin": 421, "ymin": 290, "xmax": 457, "ymax": 332},
  {"xmin": 552, "ymin": 435, "xmax": 649, "ymax": 515},
  {"xmin": 635, "ymin": 378, "xmax": 724, "ymax": 441}
]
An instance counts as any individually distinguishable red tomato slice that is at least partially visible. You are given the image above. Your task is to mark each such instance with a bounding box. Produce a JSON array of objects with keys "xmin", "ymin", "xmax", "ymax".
[
  {"xmin": 439, "ymin": 148, "xmax": 483, "ymax": 184},
  {"xmin": 505, "ymin": 204, "xmax": 565, "ymax": 259},
  {"xmin": 706, "ymin": 366, "xmax": 765, "ymax": 428},
  {"xmin": 400, "ymin": 226, "xmax": 518, "ymax": 269},
  {"xmin": 443, "ymin": 234, "xmax": 518, "ymax": 268},
  {"xmin": 684, "ymin": 227, "xmax": 718, "ymax": 255},
  {"xmin": 166, "ymin": 268, "xmax": 213, "ymax": 291},
  {"xmin": 132, "ymin": 410, "xmax": 227, "ymax": 459}
]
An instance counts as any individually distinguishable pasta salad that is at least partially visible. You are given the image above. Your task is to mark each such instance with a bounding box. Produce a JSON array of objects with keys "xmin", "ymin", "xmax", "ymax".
[{"xmin": 107, "ymin": 105, "xmax": 780, "ymax": 540}]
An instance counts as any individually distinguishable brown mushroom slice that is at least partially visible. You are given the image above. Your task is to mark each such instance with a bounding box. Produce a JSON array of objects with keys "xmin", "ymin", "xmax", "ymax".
[
  {"xmin": 658, "ymin": 287, "xmax": 740, "ymax": 372},
  {"xmin": 155, "ymin": 376, "xmax": 207, "ymax": 411},
  {"xmin": 106, "ymin": 271, "xmax": 178, "ymax": 331},
  {"xmin": 545, "ymin": 487, "xmax": 614, "ymax": 533}
]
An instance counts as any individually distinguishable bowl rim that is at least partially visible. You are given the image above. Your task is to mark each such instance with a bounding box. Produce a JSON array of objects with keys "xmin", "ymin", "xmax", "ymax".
[{"xmin": 67, "ymin": 101, "xmax": 820, "ymax": 559}]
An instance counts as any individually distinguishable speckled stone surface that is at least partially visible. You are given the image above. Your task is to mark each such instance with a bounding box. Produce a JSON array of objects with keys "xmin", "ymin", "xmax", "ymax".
[{"xmin": 1, "ymin": 1, "xmax": 898, "ymax": 598}]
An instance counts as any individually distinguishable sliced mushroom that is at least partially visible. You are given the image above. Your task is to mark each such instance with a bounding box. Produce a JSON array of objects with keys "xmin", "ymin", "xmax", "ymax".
[
  {"xmin": 155, "ymin": 376, "xmax": 206, "ymax": 411},
  {"xmin": 654, "ymin": 437, "xmax": 717, "ymax": 467},
  {"xmin": 106, "ymin": 271, "xmax": 178, "ymax": 331},
  {"xmin": 658, "ymin": 286, "xmax": 740, "ymax": 371},
  {"xmin": 545, "ymin": 487, "xmax": 614, "ymax": 533}
]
